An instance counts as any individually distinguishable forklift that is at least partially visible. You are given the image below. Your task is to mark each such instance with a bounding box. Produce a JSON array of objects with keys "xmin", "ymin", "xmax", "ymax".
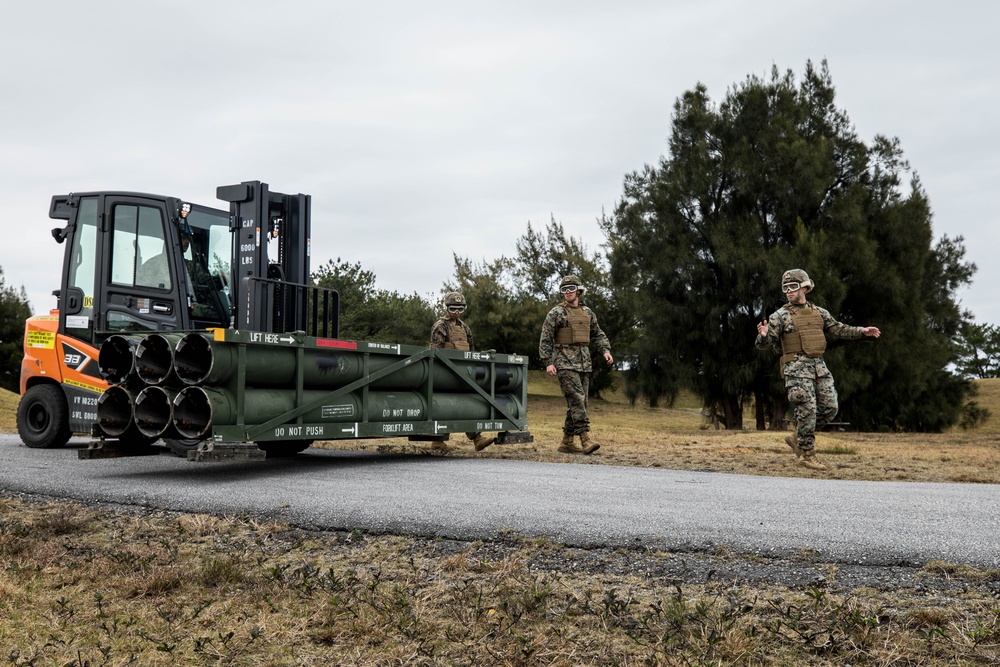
[
  {"xmin": 17, "ymin": 180, "xmax": 530, "ymax": 460},
  {"xmin": 17, "ymin": 181, "xmax": 338, "ymax": 456}
]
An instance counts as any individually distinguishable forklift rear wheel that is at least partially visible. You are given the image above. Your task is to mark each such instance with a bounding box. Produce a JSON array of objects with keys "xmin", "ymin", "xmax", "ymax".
[{"xmin": 17, "ymin": 384, "xmax": 72, "ymax": 449}]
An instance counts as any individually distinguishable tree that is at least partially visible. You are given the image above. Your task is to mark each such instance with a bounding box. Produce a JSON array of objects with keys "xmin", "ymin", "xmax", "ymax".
[
  {"xmin": 955, "ymin": 322, "xmax": 1000, "ymax": 379},
  {"xmin": 603, "ymin": 60, "xmax": 975, "ymax": 431},
  {"xmin": 449, "ymin": 217, "xmax": 628, "ymax": 398},
  {"xmin": 444, "ymin": 254, "xmax": 546, "ymax": 358},
  {"xmin": 0, "ymin": 267, "xmax": 32, "ymax": 393},
  {"xmin": 312, "ymin": 258, "xmax": 435, "ymax": 346}
]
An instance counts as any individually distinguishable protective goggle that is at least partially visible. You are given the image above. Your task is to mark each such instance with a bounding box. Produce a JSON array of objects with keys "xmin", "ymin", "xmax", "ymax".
[
  {"xmin": 447, "ymin": 305, "xmax": 466, "ymax": 313},
  {"xmin": 782, "ymin": 282, "xmax": 802, "ymax": 293},
  {"xmin": 560, "ymin": 285, "xmax": 579, "ymax": 294}
]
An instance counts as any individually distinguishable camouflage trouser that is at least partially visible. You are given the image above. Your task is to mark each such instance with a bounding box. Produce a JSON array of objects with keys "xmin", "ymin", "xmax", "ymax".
[
  {"xmin": 557, "ymin": 369, "xmax": 590, "ymax": 435},
  {"xmin": 786, "ymin": 374, "xmax": 838, "ymax": 452}
]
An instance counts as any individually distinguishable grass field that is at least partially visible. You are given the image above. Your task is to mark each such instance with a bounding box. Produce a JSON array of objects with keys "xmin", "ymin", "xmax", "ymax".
[{"xmin": 3, "ymin": 378, "xmax": 1000, "ymax": 665}]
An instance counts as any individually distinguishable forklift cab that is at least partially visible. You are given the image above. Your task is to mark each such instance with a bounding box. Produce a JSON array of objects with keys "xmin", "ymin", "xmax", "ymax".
[{"xmin": 50, "ymin": 192, "xmax": 233, "ymax": 345}]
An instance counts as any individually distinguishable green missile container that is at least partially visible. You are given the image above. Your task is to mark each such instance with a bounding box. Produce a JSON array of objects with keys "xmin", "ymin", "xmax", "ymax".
[
  {"xmin": 172, "ymin": 385, "xmax": 524, "ymax": 440},
  {"xmin": 173, "ymin": 332, "xmax": 523, "ymax": 393}
]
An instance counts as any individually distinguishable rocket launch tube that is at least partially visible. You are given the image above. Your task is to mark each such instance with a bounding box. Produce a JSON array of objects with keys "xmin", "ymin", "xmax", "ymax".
[
  {"xmin": 134, "ymin": 333, "xmax": 185, "ymax": 386},
  {"xmin": 99, "ymin": 335, "xmax": 144, "ymax": 385},
  {"xmin": 96, "ymin": 385, "xmax": 136, "ymax": 437},
  {"xmin": 172, "ymin": 332, "xmax": 523, "ymax": 393},
  {"xmin": 133, "ymin": 386, "xmax": 179, "ymax": 438},
  {"xmin": 171, "ymin": 385, "xmax": 524, "ymax": 440}
]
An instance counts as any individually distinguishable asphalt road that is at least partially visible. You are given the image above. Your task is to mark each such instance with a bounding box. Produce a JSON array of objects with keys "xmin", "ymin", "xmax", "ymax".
[{"xmin": 2, "ymin": 435, "xmax": 997, "ymax": 568}]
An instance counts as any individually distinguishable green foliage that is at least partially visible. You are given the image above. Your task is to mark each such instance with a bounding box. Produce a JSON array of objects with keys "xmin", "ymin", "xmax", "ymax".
[
  {"xmin": 955, "ymin": 322, "xmax": 1000, "ymax": 379},
  {"xmin": 604, "ymin": 60, "xmax": 975, "ymax": 431},
  {"xmin": 449, "ymin": 217, "xmax": 626, "ymax": 397},
  {"xmin": 0, "ymin": 267, "xmax": 32, "ymax": 393},
  {"xmin": 445, "ymin": 254, "xmax": 547, "ymax": 358},
  {"xmin": 312, "ymin": 258, "xmax": 435, "ymax": 346}
]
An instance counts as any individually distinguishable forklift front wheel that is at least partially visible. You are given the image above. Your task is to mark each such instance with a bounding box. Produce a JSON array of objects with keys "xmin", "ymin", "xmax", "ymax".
[
  {"xmin": 163, "ymin": 437, "xmax": 204, "ymax": 458},
  {"xmin": 17, "ymin": 384, "xmax": 72, "ymax": 449}
]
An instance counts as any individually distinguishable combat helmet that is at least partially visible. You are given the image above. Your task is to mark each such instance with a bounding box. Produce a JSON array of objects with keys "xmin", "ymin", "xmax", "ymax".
[
  {"xmin": 558, "ymin": 275, "xmax": 586, "ymax": 296},
  {"xmin": 781, "ymin": 269, "xmax": 814, "ymax": 293},
  {"xmin": 443, "ymin": 291, "xmax": 467, "ymax": 312}
]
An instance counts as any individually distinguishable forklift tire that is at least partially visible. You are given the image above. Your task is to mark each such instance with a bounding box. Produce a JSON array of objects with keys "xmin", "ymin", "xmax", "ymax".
[
  {"xmin": 162, "ymin": 437, "xmax": 204, "ymax": 457},
  {"xmin": 17, "ymin": 384, "xmax": 72, "ymax": 449}
]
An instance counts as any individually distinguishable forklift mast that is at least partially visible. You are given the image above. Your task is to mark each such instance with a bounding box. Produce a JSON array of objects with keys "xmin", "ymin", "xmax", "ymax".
[{"xmin": 217, "ymin": 180, "xmax": 318, "ymax": 334}]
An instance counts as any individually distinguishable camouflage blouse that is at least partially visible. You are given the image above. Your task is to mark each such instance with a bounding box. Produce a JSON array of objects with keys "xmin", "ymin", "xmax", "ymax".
[
  {"xmin": 538, "ymin": 304, "xmax": 611, "ymax": 372},
  {"xmin": 755, "ymin": 302, "xmax": 865, "ymax": 379},
  {"xmin": 429, "ymin": 318, "xmax": 475, "ymax": 350}
]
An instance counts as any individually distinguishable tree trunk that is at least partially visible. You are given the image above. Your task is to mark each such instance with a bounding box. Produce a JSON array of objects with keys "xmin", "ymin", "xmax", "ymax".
[
  {"xmin": 722, "ymin": 395, "xmax": 743, "ymax": 430},
  {"xmin": 769, "ymin": 398, "xmax": 788, "ymax": 431},
  {"xmin": 754, "ymin": 390, "xmax": 766, "ymax": 430}
]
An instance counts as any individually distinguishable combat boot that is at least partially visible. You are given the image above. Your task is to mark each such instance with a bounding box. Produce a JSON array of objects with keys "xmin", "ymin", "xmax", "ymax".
[
  {"xmin": 784, "ymin": 432, "xmax": 802, "ymax": 458},
  {"xmin": 473, "ymin": 434, "xmax": 496, "ymax": 451},
  {"xmin": 557, "ymin": 433, "xmax": 584, "ymax": 454},
  {"xmin": 578, "ymin": 432, "xmax": 601, "ymax": 455},
  {"xmin": 799, "ymin": 452, "xmax": 828, "ymax": 471}
]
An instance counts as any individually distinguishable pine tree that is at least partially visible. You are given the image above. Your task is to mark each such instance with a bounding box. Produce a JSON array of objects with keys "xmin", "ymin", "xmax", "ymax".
[
  {"xmin": 0, "ymin": 267, "xmax": 33, "ymax": 393},
  {"xmin": 604, "ymin": 61, "xmax": 975, "ymax": 431},
  {"xmin": 312, "ymin": 258, "xmax": 434, "ymax": 346}
]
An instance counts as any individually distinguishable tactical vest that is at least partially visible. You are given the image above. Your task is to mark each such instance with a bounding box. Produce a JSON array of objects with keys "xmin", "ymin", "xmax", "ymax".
[
  {"xmin": 554, "ymin": 306, "xmax": 591, "ymax": 345},
  {"xmin": 444, "ymin": 322, "xmax": 470, "ymax": 351},
  {"xmin": 779, "ymin": 305, "xmax": 826, "ymax": 368}
]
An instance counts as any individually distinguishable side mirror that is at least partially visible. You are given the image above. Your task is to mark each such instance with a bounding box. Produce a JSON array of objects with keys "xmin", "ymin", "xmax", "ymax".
[{"xmin": 51, "ymin": 227, "xmax": 67, "ymax": 244}]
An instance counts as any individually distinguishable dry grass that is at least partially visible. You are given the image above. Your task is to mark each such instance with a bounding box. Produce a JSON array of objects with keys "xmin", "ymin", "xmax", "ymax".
[
  {"xmin": 964, "ymin": 376, "xmax": 1000, "ymax": 433},
  {"xmin": 2, "ymin": 494, "xmax": 999, "ymax": 666},
  {"xmin": 1, "ymin": 387, "xmax": 16, "ymax": 433}
]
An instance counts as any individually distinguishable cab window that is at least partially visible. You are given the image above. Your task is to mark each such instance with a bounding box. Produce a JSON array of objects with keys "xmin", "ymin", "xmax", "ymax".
[
  {"xmin": 65, "ymin": 197, "xmax": 98, "ymax": 343},
  {"xmin": 111, "ymin": 204, "xmax": 172, "ymax": 290}
]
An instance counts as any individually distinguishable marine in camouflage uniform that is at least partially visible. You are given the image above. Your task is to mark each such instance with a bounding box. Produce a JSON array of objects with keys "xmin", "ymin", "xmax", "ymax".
[
  {"xmin": 755, "ymin": 269, "xmax": 881, "ymax": 471},
  {"xmin": 538, "ymin": 275, "xmax": 614, "ymax": 455},
  {"xmin": 429, "ymin": 292, "xmax": 496, "ymax": 452}
]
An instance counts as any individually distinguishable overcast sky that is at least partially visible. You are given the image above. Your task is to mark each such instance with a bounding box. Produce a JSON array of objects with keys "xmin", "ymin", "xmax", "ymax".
[{"xmin": 3, "ymin": 1, "xmax": 997, "ymax": 327}]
